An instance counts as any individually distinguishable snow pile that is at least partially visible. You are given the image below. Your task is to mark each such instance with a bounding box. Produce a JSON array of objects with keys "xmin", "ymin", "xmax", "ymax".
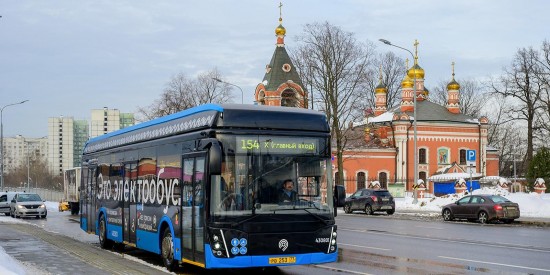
[
  {"xmin": 396, "ymin": 187, "xmax": 550, "ymax": 218},
  {"xmin": 0, "ymin": 246, "xmax": 25, "ymax": 275}
]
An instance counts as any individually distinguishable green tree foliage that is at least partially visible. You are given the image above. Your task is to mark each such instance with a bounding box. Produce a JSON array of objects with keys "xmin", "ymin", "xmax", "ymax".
[{"xmin": 526, "ymin": 147, "xmax": 550, "ymax": 191}]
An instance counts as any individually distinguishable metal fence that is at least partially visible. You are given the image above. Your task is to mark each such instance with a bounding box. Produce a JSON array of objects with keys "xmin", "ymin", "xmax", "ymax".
[{"xmin": 1, "ymin": 187, "xmax": 64, "ymax": 202}]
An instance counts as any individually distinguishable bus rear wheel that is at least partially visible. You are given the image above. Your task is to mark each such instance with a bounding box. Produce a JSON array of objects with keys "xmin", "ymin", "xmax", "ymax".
[
  {"xmin": 99, "ymin": 216, "xmax": 114, "ymax": 249},
  {"xmin": 161, "ymin": 227, "xmax": 177, "ymax": 271}
]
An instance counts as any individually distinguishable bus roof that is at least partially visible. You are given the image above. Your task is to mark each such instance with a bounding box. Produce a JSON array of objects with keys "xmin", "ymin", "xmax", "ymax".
[{"xmin": 83, "ymin": 104, "xmax": 328, "ymax": 154}]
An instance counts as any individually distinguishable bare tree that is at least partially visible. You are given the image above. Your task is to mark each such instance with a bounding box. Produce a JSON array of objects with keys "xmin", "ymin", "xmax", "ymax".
[
  {"xmin": 5, "ymin": 149, "xmax": 62, "ymax": 190},
  {"xmin": 534, "ymin": 40, "xmax": 550, "ymax": 142},
  {"xmin": 362, "ymin": 52, "xmax": 406, "ymax": 112},
  {"xmin": 490, "ymin": 47, "xmax": 546, "ymax": 170},
  {"xmin": 293, "ymin": 21, "xmax": 375, "ymax": 186},
  {"xmin": 430, "ymin": 78, "xmax": 489, "ymax": 118},
  {"xmin": 137, "ymin": 68, "xmax": 232, "ymax": 121}
]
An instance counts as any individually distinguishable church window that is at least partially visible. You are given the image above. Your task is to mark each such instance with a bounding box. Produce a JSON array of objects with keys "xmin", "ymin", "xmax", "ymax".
[
  {"xmin": 282, "ymin": 63, "xmax": 291, "ymax": 72},
  {"xmin": 281, "ymin": 89, "xmax": 299, "ymax": 107},
  {"xmin": 459, "ymin": 149, "xmax": 466, "ymax": 165},
  {"xmin": 378, "ymin": 172, "xmax": 387, "ymax": 188},
  {"xmin": 357, "ymin": 172, "xmax": 366, "ymax": 189},
  {"xmin": 419, "ymin": 171, "xmax": 427, "ymax": 183},
  {"xmin": 419, "ymin": 148, "xmax": 427, "ymax": 164}
]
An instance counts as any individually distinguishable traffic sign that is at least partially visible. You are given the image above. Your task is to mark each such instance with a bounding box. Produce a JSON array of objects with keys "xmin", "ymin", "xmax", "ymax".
[{"xmin": 466, "ymin": 150, "xmax": 476, "ymax": 166}]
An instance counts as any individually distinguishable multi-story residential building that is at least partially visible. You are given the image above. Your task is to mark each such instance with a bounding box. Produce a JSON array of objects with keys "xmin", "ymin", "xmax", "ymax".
[
  {"xmin": 90, "ymin": 107, "xmax": 135, "ymax": 138},
  {"xmin": 2, "ymin": 135, "xmax": 48, "ymax": 173},
  {"xmin": 47, "ymin": 116, "xmax": 89, "ymax": 176}
]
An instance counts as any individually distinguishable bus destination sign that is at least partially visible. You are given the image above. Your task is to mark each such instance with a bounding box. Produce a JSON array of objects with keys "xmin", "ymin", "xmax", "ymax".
[{"xmin": 236, "ymin": 136, "xmax": 319, "ymax": 155}]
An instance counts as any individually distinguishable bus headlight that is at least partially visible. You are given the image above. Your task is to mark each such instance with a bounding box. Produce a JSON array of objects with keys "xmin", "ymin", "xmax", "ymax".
[
  {"xmin": 332, "ymin": 231, "xmax": 337, "ymax": 238},
  {"xmin": 331, "ymin": 238, "xmax": 336, "ymax": 245},
  {"xmin": 213, "ymin": 242, "xmax": 221, "ymax": 250}
]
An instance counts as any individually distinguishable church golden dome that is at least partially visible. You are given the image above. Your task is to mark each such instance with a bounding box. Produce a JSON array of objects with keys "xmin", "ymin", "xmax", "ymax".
[
  {"xmin": 401, "ymin": 75, "xmax": 414, "ymax": 88},
  {"xmin": 275, "ymin": 24, "xmax": 286, "ymax": 36},
  {"xmin": 375, "ymin": 65, "xmax": 387, "ymax": 94},
  {"xmin": 407, "ymin": 40, "xmax": 425, "ymax": 79},
  {"xmin": 447, "ymin": 62, "xmax": 460, "ymax": 90},
  {"xmin": 375, "ymin": 83, "xmax": 387, "ymax": 94},
  {"xmin": 407, "ymin": 64, "xmax": 425, "ymax": 79},
  {"xmin": 447, "ymin": 79, "xmax": 460, "ymax": 90}
]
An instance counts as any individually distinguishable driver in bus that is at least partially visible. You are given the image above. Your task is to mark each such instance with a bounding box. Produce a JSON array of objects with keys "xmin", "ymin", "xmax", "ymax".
[{"xmin": 278, "ymin": 179, "xmax": 297, "ymax": 203}]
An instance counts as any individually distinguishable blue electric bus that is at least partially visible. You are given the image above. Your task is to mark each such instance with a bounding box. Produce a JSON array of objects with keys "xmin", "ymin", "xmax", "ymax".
[{"xmin": 79, "ymin": 104, "xmax": 338, "ymax": 270}]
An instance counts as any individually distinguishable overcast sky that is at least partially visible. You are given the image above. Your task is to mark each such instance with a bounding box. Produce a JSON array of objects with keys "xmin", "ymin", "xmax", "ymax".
[{"xmin": 1, "ymin": 0, "xmax": 549, "ymax": 138}]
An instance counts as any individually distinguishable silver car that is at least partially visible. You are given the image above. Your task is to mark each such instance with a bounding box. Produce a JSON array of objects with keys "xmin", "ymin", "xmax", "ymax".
[{"xmin": 10, "ymin": 193, "xmax": 47, "ymax": 219}]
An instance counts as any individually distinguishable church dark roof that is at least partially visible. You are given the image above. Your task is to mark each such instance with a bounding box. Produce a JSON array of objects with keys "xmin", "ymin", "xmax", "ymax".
[
  {"xmin": 262, "ymin": 46, "xmax": 304, "ymax": 91},
  {"xmin": 370, "ymin": 100, "xmax": 479, "ymax": 125}
]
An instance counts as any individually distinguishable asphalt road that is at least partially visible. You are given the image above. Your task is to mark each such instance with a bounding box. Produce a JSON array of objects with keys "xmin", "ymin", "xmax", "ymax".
[{"xmin": 2, "ymin": 209, "xmax": 550, "ymax": 274}]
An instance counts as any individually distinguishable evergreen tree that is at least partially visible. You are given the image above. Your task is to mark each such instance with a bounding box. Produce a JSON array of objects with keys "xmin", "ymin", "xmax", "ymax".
[{"xmin": 526, "ymin": 147, "xmax": 550, "ymax": 192}]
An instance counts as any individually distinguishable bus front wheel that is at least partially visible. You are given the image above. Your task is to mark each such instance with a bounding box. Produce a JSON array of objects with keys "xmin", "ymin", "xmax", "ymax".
[{"xmin": 161, "ymin": 227, "xmax": 176, "ymax": 271}]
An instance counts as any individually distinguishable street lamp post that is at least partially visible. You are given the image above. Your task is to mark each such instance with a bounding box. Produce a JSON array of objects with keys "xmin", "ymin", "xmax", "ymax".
[
  {"xmin": 1, "ymin": 100, "xmax": 29, "ymax": 191},
  {"xmin": 213, "ymin": 78, "xmax": 244, "ymax": 104},
  {"xmin": 379, "ymin": 39, "xmax": 419, "ymax": 204}
]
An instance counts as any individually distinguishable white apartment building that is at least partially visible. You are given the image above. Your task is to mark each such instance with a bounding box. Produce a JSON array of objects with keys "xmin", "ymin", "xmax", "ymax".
[
  {"xmin": 47, "ymin": 116, "xmax": 89, "ymax": 176},
  {"xmin": 90, "ymin": 107, "xmax": 135, "ymax": 138},
  {"xmin": 2, "ymin": 135, "xmax": 48, "ymax": 173}
]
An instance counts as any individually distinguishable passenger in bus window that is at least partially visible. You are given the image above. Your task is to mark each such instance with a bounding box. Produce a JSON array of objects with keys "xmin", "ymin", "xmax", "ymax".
[{"xmin": 278, "ymin": 179, "xmax": 297, "ymax": 203}]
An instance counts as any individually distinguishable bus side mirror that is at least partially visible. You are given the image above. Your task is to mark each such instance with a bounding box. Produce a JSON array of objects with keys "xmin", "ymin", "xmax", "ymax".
[{"xmin": 209, "ymin": 142, "xmax": 222, "ymax": 175}]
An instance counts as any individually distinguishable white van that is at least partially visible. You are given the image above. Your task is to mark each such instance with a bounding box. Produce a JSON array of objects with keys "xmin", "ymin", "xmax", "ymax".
[{"xmin": 0, "ymin": 192, "xmax": 23, "ymax": 216}]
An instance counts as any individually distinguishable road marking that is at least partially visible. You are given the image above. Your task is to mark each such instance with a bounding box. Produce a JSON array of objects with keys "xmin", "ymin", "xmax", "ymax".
[
  {"xmin": 439, "ymin": 256, "xmax": 550, "ymax": 273},
  {"xmin": 314, "ymin": 264, "xmax": 374, "ymax": 275},
  {"xmin": 415, "ymin": 225, "xmax": 443, "ymax": 230},
  {"xmin": 340, "ymin": 227, "xmax": 550, "ymax": 253},
  {"xmin": 339, "ymin": 242, "xmax": 391, "ymax": 251}
]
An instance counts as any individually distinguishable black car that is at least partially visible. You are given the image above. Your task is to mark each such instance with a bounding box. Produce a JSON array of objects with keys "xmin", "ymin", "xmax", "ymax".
[
  {"xmin": 441, "ymin": 195, "xmax": 520, "ymax": 224},
  {"xmin": 343, "ymin": 188, "xmax": 395, "ymax": 215}
]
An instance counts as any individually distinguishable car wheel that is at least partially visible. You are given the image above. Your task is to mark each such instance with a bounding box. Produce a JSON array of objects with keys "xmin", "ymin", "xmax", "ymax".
[
  {"xmin": 442, "ymin": 209, "xmax": 454, "ymax": 221},
  {"xmin": 99, "ymin": 215, "xmax": 114, "ymax": 249},
  {"xmin": 344, "ymin": 204, "xmax": 352, "ymax": 214},
  {"xmin": 364, "ymin": 204, "xmax": 373, "ymax": 215},
  {"xmin": 386, "ymin": 210, "xmax": 395, "ymax": 215},
  {"xmin": 4, "ymin": 213, "xmax": 9, "ymax": 216},
  {"xmin": 161, "ymin": 227, "xmax": 177, "ymax": 271},
  {"xmin": 478, "ymin": 211, "xmax": 489, "ymax": 224}
]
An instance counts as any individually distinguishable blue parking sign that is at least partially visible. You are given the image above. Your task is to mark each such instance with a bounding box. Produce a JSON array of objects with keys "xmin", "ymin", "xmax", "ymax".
[{"xmin": 466, "ymin": 150, "xmax": 476, "ymax": 162}]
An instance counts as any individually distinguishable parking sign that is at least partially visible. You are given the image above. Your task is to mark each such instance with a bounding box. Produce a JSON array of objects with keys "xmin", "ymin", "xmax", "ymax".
[{"xmin": 466, "ymin": 150, "xmax": 476, "ymax": 166}]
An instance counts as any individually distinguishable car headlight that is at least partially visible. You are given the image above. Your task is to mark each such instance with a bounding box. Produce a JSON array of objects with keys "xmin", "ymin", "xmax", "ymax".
[
  {"xmin": 39, "ymin": 204, "xmax": 46, "ymax": 208},
  {"xmin": 17, "ymin": 205, "xmax": 24, "ymax": 209}
]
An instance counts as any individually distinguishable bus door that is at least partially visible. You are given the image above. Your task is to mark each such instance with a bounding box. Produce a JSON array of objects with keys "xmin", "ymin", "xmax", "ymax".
[
  {"xmin": 181, "ymin": 154, "xmax": 206, "ymax": 263},
  {"xmin": 83, "ymin": 166, "xmax": 97, "ymax": 234},
  {"xmin": 124, "ymin": 163, "xmax": 137, "ymax": 244}
]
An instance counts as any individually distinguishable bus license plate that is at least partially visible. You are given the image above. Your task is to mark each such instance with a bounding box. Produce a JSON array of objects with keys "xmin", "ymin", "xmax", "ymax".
[{"xmin": 269, "ymin": 256, "xmax": 296, "ymax": 264}]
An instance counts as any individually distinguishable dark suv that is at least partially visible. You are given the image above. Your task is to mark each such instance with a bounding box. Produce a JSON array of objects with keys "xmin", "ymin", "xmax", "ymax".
[{"xmin": 343, "ymin": 189, "xmax": 395, "ymax": 215}]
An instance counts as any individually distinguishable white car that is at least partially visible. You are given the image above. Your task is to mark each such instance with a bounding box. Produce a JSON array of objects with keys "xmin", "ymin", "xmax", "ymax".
[
  {"xmin": 0, "ymin": 192, "xmax": 23, "ymax": 216},
  {"xmin": 10, "ymin": 193, "xmax": 47, "ymax": 219}
]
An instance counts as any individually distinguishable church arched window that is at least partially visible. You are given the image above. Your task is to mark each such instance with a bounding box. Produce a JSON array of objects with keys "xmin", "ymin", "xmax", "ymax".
[
  {"xmin": 378, "ymin": 172, "xmax": 387, "ymax": 188},
  {"xmin": 419, "ymin": 148, "xmax": 427, "ymax": 164},
  {"xmin": 357, "ymin": 172, "xmax": 366, "ymax": 190},
  {"xmin": 281, "ymin": 89, "xmax": 299, "ymax": 107}
]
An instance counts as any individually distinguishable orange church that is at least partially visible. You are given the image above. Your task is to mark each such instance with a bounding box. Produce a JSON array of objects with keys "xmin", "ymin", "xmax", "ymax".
[{"xmin": 254, "ymin": 9, "xmax": 500, "ymax": 197}]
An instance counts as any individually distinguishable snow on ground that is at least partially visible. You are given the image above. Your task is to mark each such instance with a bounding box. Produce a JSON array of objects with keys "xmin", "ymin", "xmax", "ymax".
[
  {"xmin": 1, "ymin": 188, "xmax": 550, "ymax": 274},
  {"xmin": 396, "ymin": 187, "xmax": 550, "ymax": 218}
]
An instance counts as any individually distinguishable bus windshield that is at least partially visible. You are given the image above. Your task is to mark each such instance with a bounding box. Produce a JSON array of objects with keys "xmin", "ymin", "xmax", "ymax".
[{"xmin": 211, "ymin": 135, "xmax": 334, "ymax": 217}]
